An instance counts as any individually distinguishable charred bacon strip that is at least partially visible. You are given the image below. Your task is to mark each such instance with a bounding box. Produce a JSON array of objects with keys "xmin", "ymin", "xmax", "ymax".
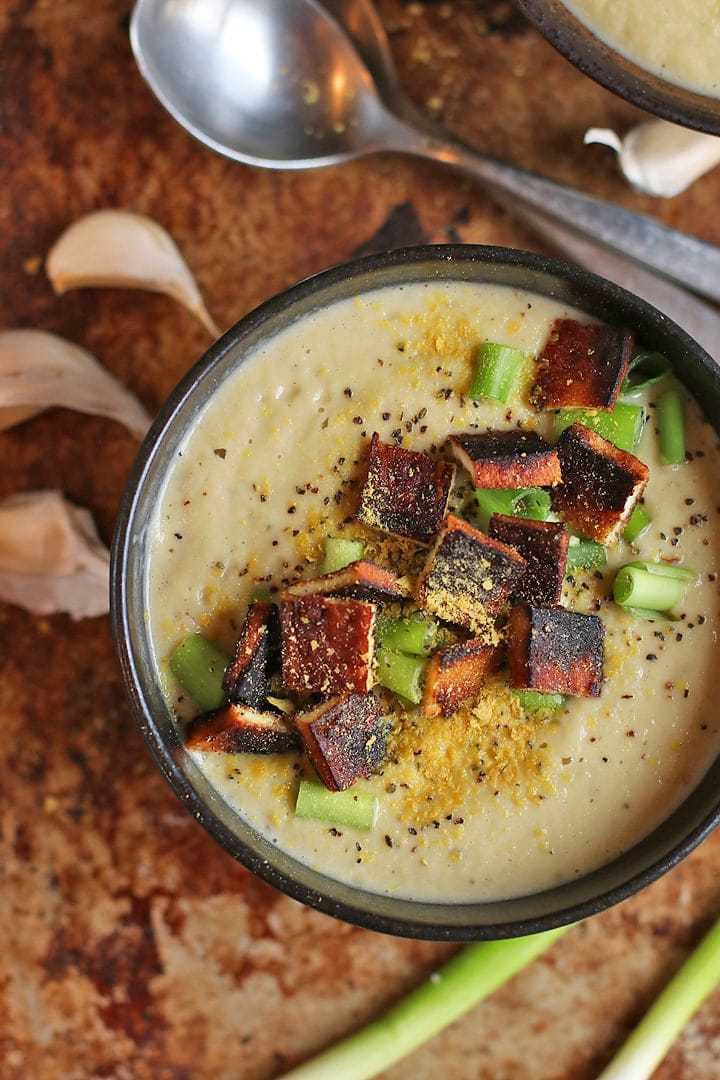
[
  {"xmin": 422, "ymin": 638, "xmax": 501, "ymax": 717},
  {"xmin": 553, "ymin": 423, "xmax": 649, "ymax": 544},
  {"xmin": 222, "ymin": 600, "xmax": 280, "ymax": 709},
  {"xmin": 448, "ymin": 430, "xmax": 561, "ymax": 489},
  {"xmin": 186, "ymin": 702, "xmax": 301, "ymax": 754},
  {"xmin": 286, "ymin": 560, "xmax": 406, "ymax": 603},
  {"xmin": 488, "ymin": 515, "xmax": 570, "ymax": 607},
  {"xmin": 356, "ymin": 432, "xmax": 456, "ymax": 543},
  {"xmin": 415, "ymin": 513, "xmax": 527, "ymax": 634},
  {"xmin": 280, "ymin": 593, "xmax": 376, "ymax": 695},
  {"xmin": 532, "ymin": 318, "xmax": 633, "ymax": 410},
  {"xmin": 507, "ymin": 604, "xmax": 604, "ymax": 697},
  {"xmin": 293, "ymin": 692, "xmax": 390, "ymax": 790}
]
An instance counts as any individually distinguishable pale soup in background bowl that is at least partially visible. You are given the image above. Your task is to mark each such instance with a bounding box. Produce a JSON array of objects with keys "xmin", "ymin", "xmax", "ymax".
[
  {"xmin": 111, "ymin": 246, "xmax": 720, "ymax": 940},
  {"xmin": 515, "ymin": 0, "xmax": 720, "ymax": 136}
]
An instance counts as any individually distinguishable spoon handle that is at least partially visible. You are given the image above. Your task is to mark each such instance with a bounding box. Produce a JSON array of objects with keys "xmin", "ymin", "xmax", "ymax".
[{"xmin": 396, "ymin": 124, "xmax": 720, "ymax": 306}]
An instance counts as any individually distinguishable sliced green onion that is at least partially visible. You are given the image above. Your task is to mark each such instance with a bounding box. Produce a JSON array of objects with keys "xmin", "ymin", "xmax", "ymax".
[
  {"xmin": 656, "ymin": 388, "xmax": 686, "ymax": 466},
  {"xmin": 514, "ymin": 488, "xmax": 552, "ymax": 521},
  {"xmin": 294, "ymin": 778, "xmax": 378, "ymax": 830},
  {"xmin": 470, "ymin": 342, "xmax": 526, "ymax": 404},
  {"xmin": 623, "ymin": 504, "xmax": 652, "ymax": 544},
  {"xmin": 566, "ymin": 539, "xmax": 608, "ymax": 572},
  {"xmin": 514, "ymin": 689, "xmax": 565, "ymax": 712},
  {"xmin": 474, "ymin": 487, "xmax": 551, "ymax": 531},
  {"xmin": 620, "ymin": 349, "xmax": 671, "ymax": 399},
  {"xmin": 598, "ymin": 912, "xmax": 720, "ymax": 1080},
  {"xmin": 613, "ymin": 561, "xmax": 698, "ymax": 612},
  {"xmin": 321, "ymin": 536, "xmax": 364, "ymax": 574},
  {"xmin": 375, "ymin": 645, "xmax": 427, "ymax": 705},
  {"xmin": 280, "ymin": 925, "xmax": 571, "ymax": 1080},
  {"xmin": 169, "ymin": 633, "xmax": 229, "ymax": 712},
  {"xmin": 376, "ymin": 612, "xmax": 437, "ymax": 656},
  {"xmin": 554, "ymin": 402, "xmax": 645, "ymax": 453}
]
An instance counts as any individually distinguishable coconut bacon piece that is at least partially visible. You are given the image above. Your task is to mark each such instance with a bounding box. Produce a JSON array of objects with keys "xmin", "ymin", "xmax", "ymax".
[
  {"xmin": 415, "ymin": 513, "xmax": 527, "ymax": 635},
  {"xmin": 186, "ymin": 703, "xmax": 301, "ymax": 754},
  {"xmin": 293, "ymin": 693, "xmax": 389, "ymax": 791},
  {"xmin": 553, "ymin": 423, "xmax": 649, "ymax": 543},
  {"xmin": 280, "ymin": 594, "xmax": 376, "ymax": 695},
  {"xmin": 422, "ymin": 638, "xmax": 501, "ymax": 718},
  {"xmin": 488, "ymin": 515, "xmax": 570, "ymax": 606},
  {"xmin": 507, "ymin": 604, "xmax": 604, "ymax": 697},
  {"xmin": 286, "ymin": 561, "xmax": 406, "ymax": 603},
  {"xmin": 223, "ymin": 600, "xmax": 280, "ymax": 709},
  {"xmin": 532, "ymin": 317, "xmax": 633, "ymax": 410},
  {"xmin": 448, "ymin": 430, "xmax": 561, "ymax": 489},
  {"xmin": 356, "ymin": 432, "xmax": 456, "ymax": 543}
]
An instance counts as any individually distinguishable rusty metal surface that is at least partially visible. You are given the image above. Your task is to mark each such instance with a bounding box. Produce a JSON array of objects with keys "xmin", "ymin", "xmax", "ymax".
[{"xmin": 1, "ymin": 2, "xmax": 719, "ymax": 1077}]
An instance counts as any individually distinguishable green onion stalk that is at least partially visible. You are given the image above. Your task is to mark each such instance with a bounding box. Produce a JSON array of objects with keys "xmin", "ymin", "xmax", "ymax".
[{"xmin": 279, "ymin": 926, "xmax": 570, "ymax": 1080}]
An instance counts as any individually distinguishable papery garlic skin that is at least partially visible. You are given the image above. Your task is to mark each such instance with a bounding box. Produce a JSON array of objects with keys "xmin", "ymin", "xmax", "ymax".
[
  {"xmin": 46, "ymin": 209, "xmax": 220, "ymax": 337},
  {"xmin": 585, "ymin": 119, "xmax": 720, "ymax": 197},
  {"xmin": 0, "ymin": 329, "xmax": 151, "ymax": 438},
  {"xmin": 0, "ymin": 490, "xmax": 109, "ymax": 619}
]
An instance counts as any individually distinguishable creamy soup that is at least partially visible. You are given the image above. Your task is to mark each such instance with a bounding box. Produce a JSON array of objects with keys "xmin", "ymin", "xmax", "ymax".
[
  {"xmin": 147, "ymin": 281, "xmax": 720, "ymax": 903},
  {"xmin": 563, "ymin": 0, "xmax": 720, "ymax": 97}
]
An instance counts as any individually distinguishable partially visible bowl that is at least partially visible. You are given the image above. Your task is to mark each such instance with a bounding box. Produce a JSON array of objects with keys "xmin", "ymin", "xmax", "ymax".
[
  {"xmin": 516, "ymin": 0, "xmax": 720, "ymax": 136},
  {"xmin": 111, "ymin": 245, "xmax": 720, "ymax": 941}
]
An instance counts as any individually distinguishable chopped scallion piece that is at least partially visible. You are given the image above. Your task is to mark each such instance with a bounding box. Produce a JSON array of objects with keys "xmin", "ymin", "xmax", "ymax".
[
  {"xmin": 656, "ymin": 388, "xmax": 686, "ymax": 466},
  {"xmin": 320, "ymin": 536, "xmax": 364, "ymax": 574},
  {"xmin": 623, "ymin": 504, "xmax": 652, "ymax": 543},
  {"xmin": 514, "ymin": 689, "xmax": 565, "ymax": 712},
  {"xmin": 280, "ymin": 926, "xmax": 571, "ymax": 1080},
  {"xmin": 376, "ymin": 612, "xmax": 437, "ymax": 656},
  {"xmin": 613, "ymin": 560, "xmax": 698, "ymax": 612},
  {"xmin": 169, "ymin": 633, "xmax": 229, "ymax": 712},
  {"xmin": 566, "ymin": 539, "xmax": 607, "ymax": 572},
  {"xmin": 470, "ymin": 342, "xmax": 526, "ymax": 404},
  {"xmin": 474, "ymin": 486, "xmax": 551, "ymax": 531},
  {"xmin": 620, "ymin": 349, "xmax": 671, "ymax": 398},
  {"xmin": 295, "ymin": 778, "xmax": 378, "ymax": 830},
  {"xmin": 554, "ymin": 402, "xmax": 645, "ymax": 453},
  {"xmin": 375, "ymin": 645, "xmax": 428, "ymax": 705}
]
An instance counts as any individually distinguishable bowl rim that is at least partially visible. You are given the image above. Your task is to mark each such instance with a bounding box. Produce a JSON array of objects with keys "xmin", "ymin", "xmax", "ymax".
[
  {"xmin": 111, "ymin": 243, "xmax": 720, "ymax": 940},
  {"xmin": 515, "ymin": 0, "xmax": 720, "ymax": 137}
]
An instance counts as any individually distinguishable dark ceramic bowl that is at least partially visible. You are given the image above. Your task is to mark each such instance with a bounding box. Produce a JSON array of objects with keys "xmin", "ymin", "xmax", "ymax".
[
  {"xmin": 111, "ymin": 245, "xmax": 720, "ymax": 941},
  {"xmin": 516, "ymin": 0, "xmax": 720, "ymax": 136}
]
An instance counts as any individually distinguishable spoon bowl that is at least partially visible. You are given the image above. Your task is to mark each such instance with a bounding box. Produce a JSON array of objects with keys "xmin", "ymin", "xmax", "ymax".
[{"xmin": 131, "ymin": 0, "xmax": 393, "ymax": 167}]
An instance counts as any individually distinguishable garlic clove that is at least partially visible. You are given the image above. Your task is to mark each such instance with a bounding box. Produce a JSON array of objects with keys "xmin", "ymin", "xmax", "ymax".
[
  {"xmin": 0, "ymin": 328, "xmax": 152, "ymax": 438},
  {"xmin": 0, "ymin": 490, "xmax": 110, "ymax": 620},
  {"xmin": 585, "ymin": 119, "xmax": 720, "ymax": 198},
  {"xmin": 46, "ymin": 209, "xmax": 220, "ymax": 337}
]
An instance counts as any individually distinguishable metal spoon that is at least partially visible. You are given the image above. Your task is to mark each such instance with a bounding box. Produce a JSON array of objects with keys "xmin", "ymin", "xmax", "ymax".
[{"xmin": 131, "ymin": 0, "xmax": 720, "ymax": 306}]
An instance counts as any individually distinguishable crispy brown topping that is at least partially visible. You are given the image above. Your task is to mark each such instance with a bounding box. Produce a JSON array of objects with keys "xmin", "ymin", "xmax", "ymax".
[
  {"xmin": 293, "ymin": 693, "xmax": 390, "ymax": 790},
  {"xmin": 553, "ymin": 423, "xmax": 649, "ymax": 543},
  {"xmin": 222, "ymin": 600, "xmax": 280, "ymax": 709},
  {"xmin": 507, "ymin": 604, "xmax": 604, "ymax": 697},
  {"xmin": 448, "ymin": 430, "xmax": 561, "ymax": 488},
  {"xmin": 286, "ymin": 560, "xmax": 406, "ymax": 603},
  {"xmin": 422, "ymin": 638, "xmax": 501, "ymax": 717},
  {"xmin": 186, "ymin": 703, "xmax": 301, "ymax": 754},
  {"xmin": 488, "ymin": 515, "xmax": 570, "ymax": 606},
  {"xmin": 280, "ymin": 594, "xmax": 376, "ymax": 695},
  {"xmin": 356, "ymin": 432, "xmax": 456, "ymax": 542},
  {"xmin": 532, "ymin": 318, "xmax": 633, "ymax": 409},
  {"xmin": 415, "ymin": 513, "xmax": 527, "ymax": 633}
]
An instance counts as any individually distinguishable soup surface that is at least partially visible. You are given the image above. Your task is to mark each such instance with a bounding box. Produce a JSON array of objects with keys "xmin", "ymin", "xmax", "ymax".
[
  {"xmin": 563, "ymin": 0, "xmax": 720, "ymax": 97},
  {"xmin": 147, "ymin": 281, "xmax": 720, "ymax": 903}
]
